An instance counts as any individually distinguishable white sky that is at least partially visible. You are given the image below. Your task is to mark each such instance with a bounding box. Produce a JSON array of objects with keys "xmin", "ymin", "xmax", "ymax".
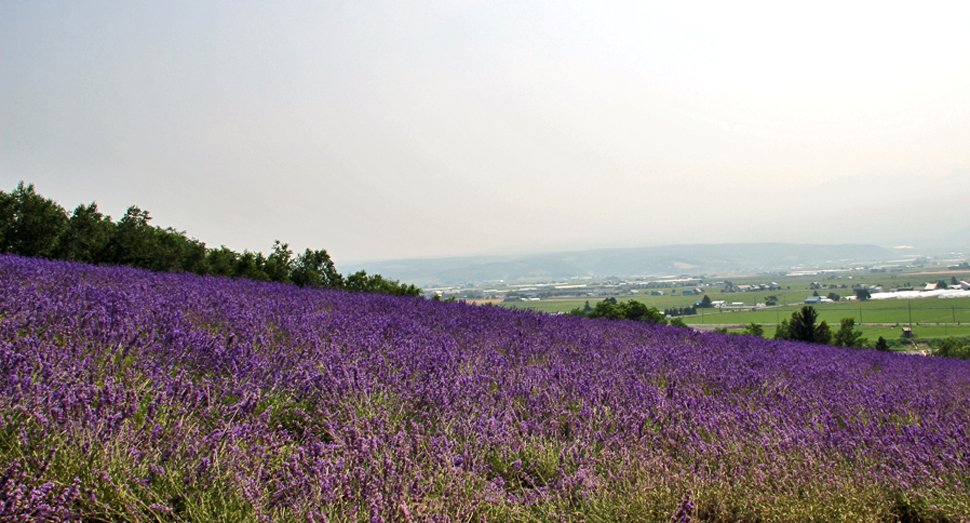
[{"xmin": 3, "ymin": 1, "xmax": 969, "ymax": 262}]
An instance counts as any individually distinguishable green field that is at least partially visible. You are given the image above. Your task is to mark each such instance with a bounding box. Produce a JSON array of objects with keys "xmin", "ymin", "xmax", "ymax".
[
  {"xmin": 499, "ymin": 268, "xmax": 970, "ymax": 342},
  {"xmin": 683, "ymin": 298, "xmax": 970, "ymax": 325}
]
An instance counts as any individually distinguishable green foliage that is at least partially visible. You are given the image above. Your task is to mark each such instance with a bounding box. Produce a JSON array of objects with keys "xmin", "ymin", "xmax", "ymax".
[
  {"xmin": 827, "ymin": 292, "xmax": 840, "ymax": 302},
  {"xmin": 233, "ymin": 251, "xmax": 270, "ymax": 281},
  {"xmin": 855, "ymin": 288, "xmax": 871, "ymax": 301},
  {"xmin": 104, "ymin": 206, "xmax": 156, "ymax": 267},
  {"xmin": 588, "ymin": 300, "xmax": 625, "ymax": 320},
  {"xmin": 290, "ymin": 248, "xmax": 342, "ymax": 288},
  {"xmin": 740, "ymin": 323, "xmax": 764, "ymax": 337},
  {"xmin": 264, "ymin": 241, "xmax": 294, "ymax": 284},
  {"xmin": 0, "ymin": 182, "xmax": 421, "ymax": 297},
  {"xmin": 620, "ymin": 300, "xmax": 665, "ymax": 323},
  {"xmin": 664, "ymin": 304, "xmax": 697, "ymax": 317},
  {"xmin": 875, "ymin": 336, "xmax": 890, "ymax": 352},
  {"xmin": 774, "ymin": 319, "xmax": 789, "ymax": 340},
  {"xmin": 719, "ymin": 323, "xmax": 765, "ymax": 338},
  {"xmin": 344, "ymin": 270, "xmax": 421, "ymax": 296},
  {"xmin": 49, "ymin": 202, "xmax": 114, "ymax": 263},
  {"xmin": 699, "ymin": 294, "xmax": 713, "ymax": 308},
  {"xmin": 816, "ymin": 321, "xmax": 832, "ymax": 344},
  {"xmin": 832, "ymin": 318, "xmax": 867, "ymax": 348},
  {"xmin": 934, "ymin": 337, "xmax": 970, "ymax": 359},
  {"xmin": 583, "ymin": 299, "xmax": 666, "ymax": 324},
  {"xmin": 775, "ymin": 306, "xmax": 831, "ymax": 345},
  {"xmin": 0, "ymin": 182, "xmax": 68, "ymax": 257}
]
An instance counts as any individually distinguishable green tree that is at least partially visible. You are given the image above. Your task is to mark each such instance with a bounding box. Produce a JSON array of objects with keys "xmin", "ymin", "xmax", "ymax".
[
  {"xmin": 0, "ymin": 191, "xmax": 15, "ymax": 251},
  {"xmin": 935, "ymin": 337, "xmax": 970, "ymax": 359},
  {"xmin": 341, "ymin": 270, "xmax": 420, "ymax": 296},
  {"xmin": 815, "ymin": 321, "xmax": 832, "ymax": 345},
  {"xmin": 832, "ymin": 317, "xmax": 867, "ymax": 348},
  {"xmin": 290, "ymin": 248, "xmax": 342, "ymax": 289},
  {"xmin": 588, "ymin": 299, "xmax": 665, "ymax": 324},
  {"xmin": 0, "ymin": 182, "xmax": 68, "ymax": 257},
  {"xmin": 264, "ymin": 241, "xmax": 294, "ymax": 284},
  {"xmin": 854, "ymin": 288, "xmax": 871, "ymax": 301},
  {"xmin": 0, "ymin": 182, "xmax": 423, "ymax": 297},
  {"xmin": 205, "ymin": 246, "xmax": 239, "ymax": 276},
  {"xmin": 232, "ymin": 251, "xmax": 269, "ymax": 281},
  {"xmin": 103, "ymin": 206, "xmax": 157, "ymax": 268},
  {"xmin": 619, "ymin": 300, "xmax": 666, "ymax": 324},
  {"xmin": 827, "ymin": 292, "xmax": 840, "ymax": 302},
  {"xmin": 50, "ymin": 202, "xmax": 114, "ymax": 263},
  {"xmin": 699, "ymin": 294, "xmax": 713, "ymax": 308},
  {"xmin": 669, "ymin": 317, "xmax": 687, "ymax": 328},
  {"xmin": 776, "ymin": 306, "xmax": 831, "ymax": 344},
  {"xmin": 774, "ymin": 319, "xmax": 790, "ymax": 340},
  {"xmin": 177, "ymin": 235, "xmax": 209, "ymax": 275},
  {"xmin": 741, "ymin": 323, "xmax": 764, "ymax": 337},
  {"xmin": 874, "ymin": 336, "xmax": 890, "ymax": 352},
  {"xmin": 588, "ymin": 300, "xmax": 624, "ymax": 320},
  {"xmin": 149, "ymin": 228, "xmax": 187, "ymax": 272}
]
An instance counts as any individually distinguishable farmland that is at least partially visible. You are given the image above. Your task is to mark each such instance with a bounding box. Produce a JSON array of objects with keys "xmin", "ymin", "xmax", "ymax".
[
  {"xmin": 2, "ymin": 255, "xmax": 970, "ymax": 521},
  {"xmin": 496, "ymin": 268, "xmax": 970, "ymax": 343}
]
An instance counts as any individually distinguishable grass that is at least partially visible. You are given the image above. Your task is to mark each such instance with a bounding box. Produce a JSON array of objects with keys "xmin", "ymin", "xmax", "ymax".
[{"xmin": 502, "ymin": 292, "xmax": 970, "ymax": 341}]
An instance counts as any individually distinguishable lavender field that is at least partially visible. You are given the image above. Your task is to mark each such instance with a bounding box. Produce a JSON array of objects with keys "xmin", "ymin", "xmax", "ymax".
[{"xmin": 1, "ymin": 255, "xmax": 969, "ymax": 522}]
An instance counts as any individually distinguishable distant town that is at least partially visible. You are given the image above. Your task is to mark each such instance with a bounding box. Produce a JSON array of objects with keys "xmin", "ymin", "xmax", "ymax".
[{"xmin": 426, "ymin": 257, "xmax": 970, "ymax": 305}]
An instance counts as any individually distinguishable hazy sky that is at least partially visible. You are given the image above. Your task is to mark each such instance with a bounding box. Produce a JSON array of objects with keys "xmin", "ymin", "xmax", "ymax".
[{"xmin": 3, "ymin": 1, "xmax": 969, "ymax": 262}]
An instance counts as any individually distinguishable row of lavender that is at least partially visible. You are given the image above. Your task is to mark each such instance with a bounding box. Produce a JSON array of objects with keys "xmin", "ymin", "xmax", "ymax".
[{"xmin": 1, "ymin": 254, "xmax": 968, "ymax": 522}]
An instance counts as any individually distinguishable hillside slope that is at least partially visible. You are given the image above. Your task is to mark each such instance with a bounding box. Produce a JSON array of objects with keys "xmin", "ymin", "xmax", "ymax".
[{"xmin": 1, "ymin": 255, "xmax": 968, "ymax": 522}]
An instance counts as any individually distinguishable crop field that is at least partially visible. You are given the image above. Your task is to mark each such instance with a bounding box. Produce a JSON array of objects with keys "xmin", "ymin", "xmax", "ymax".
[
  {"xmin": 2, "ymin": 255, "xmax": 970, "ymax": 522},
  {"xmin": 504, "ymin": 283, "xmax": 970, "ymax": 342},
  {"xmin": 684, "ymin": 299, "xmax": 970, "ymax": 322},
  {"xmin": 685, "ymin": 300, "xmax": 970, "ymax": 335}
]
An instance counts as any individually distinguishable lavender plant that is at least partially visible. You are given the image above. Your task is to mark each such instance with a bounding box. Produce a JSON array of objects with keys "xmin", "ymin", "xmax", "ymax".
[{"xmin": 0, "ymin": 254, "xmax": 968, "ymax": 522}]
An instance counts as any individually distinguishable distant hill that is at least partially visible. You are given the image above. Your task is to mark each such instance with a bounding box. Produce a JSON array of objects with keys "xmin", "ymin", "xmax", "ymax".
[{"xmin": 344, "ymin": 243, "xmax": 894, "ymax": 286}]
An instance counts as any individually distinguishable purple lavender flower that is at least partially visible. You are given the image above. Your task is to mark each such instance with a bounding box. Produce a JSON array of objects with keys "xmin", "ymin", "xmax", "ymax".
[{"xmin": 672, "ymin": 490, "xmax": 693, "ymax": 523}]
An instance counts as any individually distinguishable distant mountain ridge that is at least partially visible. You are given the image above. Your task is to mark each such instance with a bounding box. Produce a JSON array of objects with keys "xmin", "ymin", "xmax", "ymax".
[{"xmin": 344, "ymin": 243, "xmax": 894, "ymax": 286}]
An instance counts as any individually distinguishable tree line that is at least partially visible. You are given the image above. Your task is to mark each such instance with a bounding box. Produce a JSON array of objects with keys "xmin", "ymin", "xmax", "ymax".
[
  {"xmin": 0, "ymin": 182, "xmax": 420, "ymax": 296},
  {"xmin": 774, "ymin": 306, "xmax": 970, "ymax": 358},
  {"xmin": 569, "ymin": 298, "xmax": 686, "ymax": 327},
  {"xmin": 664, "ymin": 305, "xmax": 697, "ymax": 317},
  {"xmin": 773, "ymin": 305, "xmax": 885, "ymax": 350},
  {"xmin": 712, "ymin": 306, "xmax": 885, "ymax": 350}
]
